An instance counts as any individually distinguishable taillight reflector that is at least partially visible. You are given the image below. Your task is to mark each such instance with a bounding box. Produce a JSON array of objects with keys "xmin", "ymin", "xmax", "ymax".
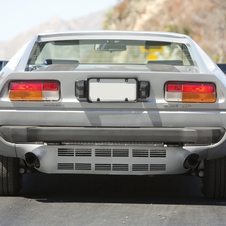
[
  {"xmin": 167, "ymin": 84, "xmax": 182, "ymax": 92},
  {"xmin": 165, "ymin": 82, "xmax": 216, "ymax": 103},
  {"xmin": 182, "ymin": 84, "xmax": 214, "ymax": 93},
  {"xmin": 9, "ymin": 81, "xmax": 59, "ymax": 101},
  {"xmin": 43, "ymin": 82, "xmax": 59, "ymax": 91},
  {"xmin": 10, "ymin": 82, "xmax": 43, "ymax": 91}
]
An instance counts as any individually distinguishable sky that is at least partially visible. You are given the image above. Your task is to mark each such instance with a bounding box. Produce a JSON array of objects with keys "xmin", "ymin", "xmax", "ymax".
[{"xmin": 0, "ymin": 0, "xmax": 119, "ymax": 42}]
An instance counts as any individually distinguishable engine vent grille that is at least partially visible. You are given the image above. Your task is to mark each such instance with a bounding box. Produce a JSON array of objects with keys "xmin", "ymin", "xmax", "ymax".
[
  {"xmin": 75, "ymin": 149, "xmax": 92, "ymax": 157},
  {"xmin": 57, "ymin": 163, "xmax": 166, "ymax": 172},
  {"xmin": 58, "ymin": 148, "xmax": 74, "ymax": 156},
  {"xmin": 58, "ymin": 148, "xmax": 166, "ymax": 158},
  {"xmin": 133, "ymin": 149, "xmax": 149, "ymax": 157},
  {"xmin": 95, "ymin": 149, "xmax": 111, "ymax": 157},
  {"xmin": 75, "ymin": 163, "xmax": 91, "ymax": 170},
  {"xmin": 57, "ymin": 147, "xmax": 166, "ymax": 172},
  {"xmin": 112, "ymin": 164, "xmax": 129, "ymax": 171},
  {"xmin": 150, "ymin": 164, "xmax": 166, "ymax": 171},
  {"xmin": 132, "ymin": 164, "xmax": 149, "ymax": 171},
  {"xmin": 150, "ymin": 150, "xmax": 166, "ymax": 158},
  {"xmin": 95, "ymin": 164, "xmax": 111, "ymax": 171},
  {"xmin": 58, "ymin": 163, "xmax": 74, "ymax": 170},
  {"xmin": 113, "ymin": 149, "xmax": 129, "ymax": 157}
]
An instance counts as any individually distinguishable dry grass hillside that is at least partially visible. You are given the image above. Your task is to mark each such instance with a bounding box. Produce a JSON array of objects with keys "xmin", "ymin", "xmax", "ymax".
[
  {"xmin": 104, "ymin": 0, "xmax": 226, "ymax": 63},
  {"xmin": 0, "ymin": 11, "xmax": 104, "ymax": 60}
]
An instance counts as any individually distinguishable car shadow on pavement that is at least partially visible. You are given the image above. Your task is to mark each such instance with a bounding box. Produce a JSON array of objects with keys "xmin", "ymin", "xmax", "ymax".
[{"xmin": 19, "ymin": 173, "xmax": 226, "ymax": 206}]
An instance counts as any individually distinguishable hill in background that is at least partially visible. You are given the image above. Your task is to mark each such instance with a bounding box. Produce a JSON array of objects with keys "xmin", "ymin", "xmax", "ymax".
[
  {"xmin": 104, "ymin": 0, "xmax": 226, "ymax": 63},
  {"xmin": 1, "ymin": 0, "xmax": 226, "ymax": 63},
  {"xmin": 0, "ymin": 11, "xmax": 104, "ymax": 60}
]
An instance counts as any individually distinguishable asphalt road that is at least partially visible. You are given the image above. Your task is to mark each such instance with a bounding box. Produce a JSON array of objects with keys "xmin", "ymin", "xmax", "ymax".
[{"xmin": 0, "ymin": 173, "xmax": 226, "ymax": 226}]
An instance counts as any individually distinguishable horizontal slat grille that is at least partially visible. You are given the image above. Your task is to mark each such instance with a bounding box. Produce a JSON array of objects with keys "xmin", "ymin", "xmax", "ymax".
[
  {"xmin": 133, "ymin": 149, "xmax": 149, "ymax": 157},
  {"xmin": 75, "ymin": 163, "xmax": 91, "ymax": 170},
  {"xmin": 112, "ymin": 164, "xmax": 129, "ymax": 171},
  {"xmin": 113, "ymin": 149, "xmax": 129, "ymax": 157},
  {"xmin": 132, "ymin": 164, "xmax": 149, "ymax": 171},
  {"xmin": 57, "ymin": 147, "xmax": 166, "ymax": 173},
  {"xmin": 57, "ymin": 163, "xmax": 166, "ymax": 172},
  {"xmin": 150, "ymin": 164, "xmax": 166, "ymax": 171},
  {"xmin": 58, "ymin": 163, "xmax": 74, "ymax": 170},
  {"xmin": 150, "ymin": 150, "xmax": 166, "ymax": 158},
  {"xmin": 58, "ymin": 148, "xmax": 74, "ymax": 156},
  {"xmin": 95, "ymin": 149, "xmax": 111, "ymax": 157},
  {"xmin": 75, "ymin": 149, "xmax": 92, "ymax": 156},
  {"xmin": 57, "ymin": 148, "xmax": 166, "ymax": 158},
  {"xmin": 95, "ymin": 164, "xmax": 111, "ymax": 171}
]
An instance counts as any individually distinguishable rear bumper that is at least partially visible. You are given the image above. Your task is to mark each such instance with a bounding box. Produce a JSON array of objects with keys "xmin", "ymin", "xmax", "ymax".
[
  {"xmin": 0, "ymin": 126, "xmax": 226, "ymax": 175},
  {"xmin": 0, "ymin": 126, "xmax": 224, "ymax": 144}
]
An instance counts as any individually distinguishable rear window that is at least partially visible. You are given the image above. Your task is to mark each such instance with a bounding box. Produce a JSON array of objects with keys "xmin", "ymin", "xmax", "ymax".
[
  {"xmin": 26, "ymin": 40, "xmax": 197, "ymax": 72},
  {"xmin": 218, "ymin": 64, "xmax": 226, "ymax": 74},
  {"xmin": 0, "ymin": 61, "xmax": 8, "ymax": 71}
]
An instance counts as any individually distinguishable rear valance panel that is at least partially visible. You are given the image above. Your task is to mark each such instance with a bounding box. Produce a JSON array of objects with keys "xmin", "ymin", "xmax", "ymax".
[{"xmin": 0, "ymin": 126, "xmax": 224, "ymax": 145}]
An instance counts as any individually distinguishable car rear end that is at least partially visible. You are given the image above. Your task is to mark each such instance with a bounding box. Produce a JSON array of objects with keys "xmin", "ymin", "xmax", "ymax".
[{"xmin": 0, "ymin": 31, "xmax": 226, "ymax": 198}]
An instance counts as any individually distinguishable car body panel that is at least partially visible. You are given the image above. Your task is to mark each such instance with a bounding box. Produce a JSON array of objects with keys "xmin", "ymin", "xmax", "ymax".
[{"xmin": 0, "ymin": 31, "xmax": 226, "ymax": 175}]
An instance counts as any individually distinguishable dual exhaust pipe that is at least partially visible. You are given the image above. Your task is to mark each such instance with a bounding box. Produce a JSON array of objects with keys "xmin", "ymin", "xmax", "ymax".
[
  {"xmin": 183, "ymin": 154, "xmax": 199, "ymax": 170},
  {"xmin": 25, "ymin": 152, "xmax": 40, "ymax": 168}
]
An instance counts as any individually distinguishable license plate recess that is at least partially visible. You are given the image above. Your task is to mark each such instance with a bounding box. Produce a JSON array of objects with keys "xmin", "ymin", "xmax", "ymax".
[{"xmin": 88, "ymin": 78, "xmax": 137, "ymax": 102}]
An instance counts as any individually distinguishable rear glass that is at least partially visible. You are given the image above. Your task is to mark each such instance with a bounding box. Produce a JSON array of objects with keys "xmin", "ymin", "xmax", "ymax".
[
  {"xmin": 218, "ymin": 64, "xmax": 226, "ymax": 74},
  {"xmin": 26, "ymin": 40, "xmax": 196, "ymax": 72}
]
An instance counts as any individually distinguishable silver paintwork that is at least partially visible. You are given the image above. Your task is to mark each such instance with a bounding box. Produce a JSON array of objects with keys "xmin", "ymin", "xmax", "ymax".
[{"xmin": 0, "ymin": 31, "xmax": 226, "ymax": 175}]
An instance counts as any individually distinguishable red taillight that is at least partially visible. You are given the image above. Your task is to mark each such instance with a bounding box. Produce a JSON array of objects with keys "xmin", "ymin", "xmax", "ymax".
[
  {"xmin": 43, "ymin": 82, "xmax": 59, "ymax": 91},
  {"xmin": 10, "ymin": 82, "xmax": 43, "ymax": 91},
  {"xmin": 165, "ymin": 82, "xmax": 216, "ymax": 103},
  {"xmin": 9, "ymin": 81, "xmax": 59, "ymax": 101},
  {"xmin": 167, "ymin": 84, "xmax": 182, "ymax": 92},
  {"xmin": 182, "ymin": 84, "xmax": 215, "ymax": 93}
]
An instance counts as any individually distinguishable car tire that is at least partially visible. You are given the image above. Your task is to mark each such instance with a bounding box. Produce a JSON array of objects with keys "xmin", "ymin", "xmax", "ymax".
[
  {"xmin": 0, "ymin": 155, "xmax": 22, "ymax": 196},
  {"xmin": 201, "ymin": 156, "xmax": 226, "ymax": 199}
]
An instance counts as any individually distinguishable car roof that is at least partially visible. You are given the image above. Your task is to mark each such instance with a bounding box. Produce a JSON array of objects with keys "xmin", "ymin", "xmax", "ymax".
[{"xmin": 37, "ymin": 30, "xmax": 189, "ymax": 43}]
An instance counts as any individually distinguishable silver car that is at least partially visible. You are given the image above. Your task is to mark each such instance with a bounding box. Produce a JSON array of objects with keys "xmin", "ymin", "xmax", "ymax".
[{"xmin": 0, "ymin": 31, "xmax": 225, "ymax": 198}]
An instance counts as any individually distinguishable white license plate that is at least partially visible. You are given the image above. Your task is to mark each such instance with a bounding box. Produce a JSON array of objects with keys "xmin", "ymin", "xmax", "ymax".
[{"xmin": 88, "ymin": 78, "xmax": 137, "ymax": 102}]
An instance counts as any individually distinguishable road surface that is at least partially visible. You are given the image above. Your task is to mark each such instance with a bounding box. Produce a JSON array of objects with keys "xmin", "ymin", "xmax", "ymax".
[{"xmin": 0, "ymin": 173, "xmax": 225, "ymax": 225}]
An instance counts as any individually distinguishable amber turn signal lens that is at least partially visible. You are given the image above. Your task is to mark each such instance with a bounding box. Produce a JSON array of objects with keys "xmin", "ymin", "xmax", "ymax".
[
  {"xmin": 9, "ymin": 91, "xmax": 43, "ymax": 100},
  {"xmin": 182, "ymin": 93, "xmax": 216, "ymax": 102}
]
